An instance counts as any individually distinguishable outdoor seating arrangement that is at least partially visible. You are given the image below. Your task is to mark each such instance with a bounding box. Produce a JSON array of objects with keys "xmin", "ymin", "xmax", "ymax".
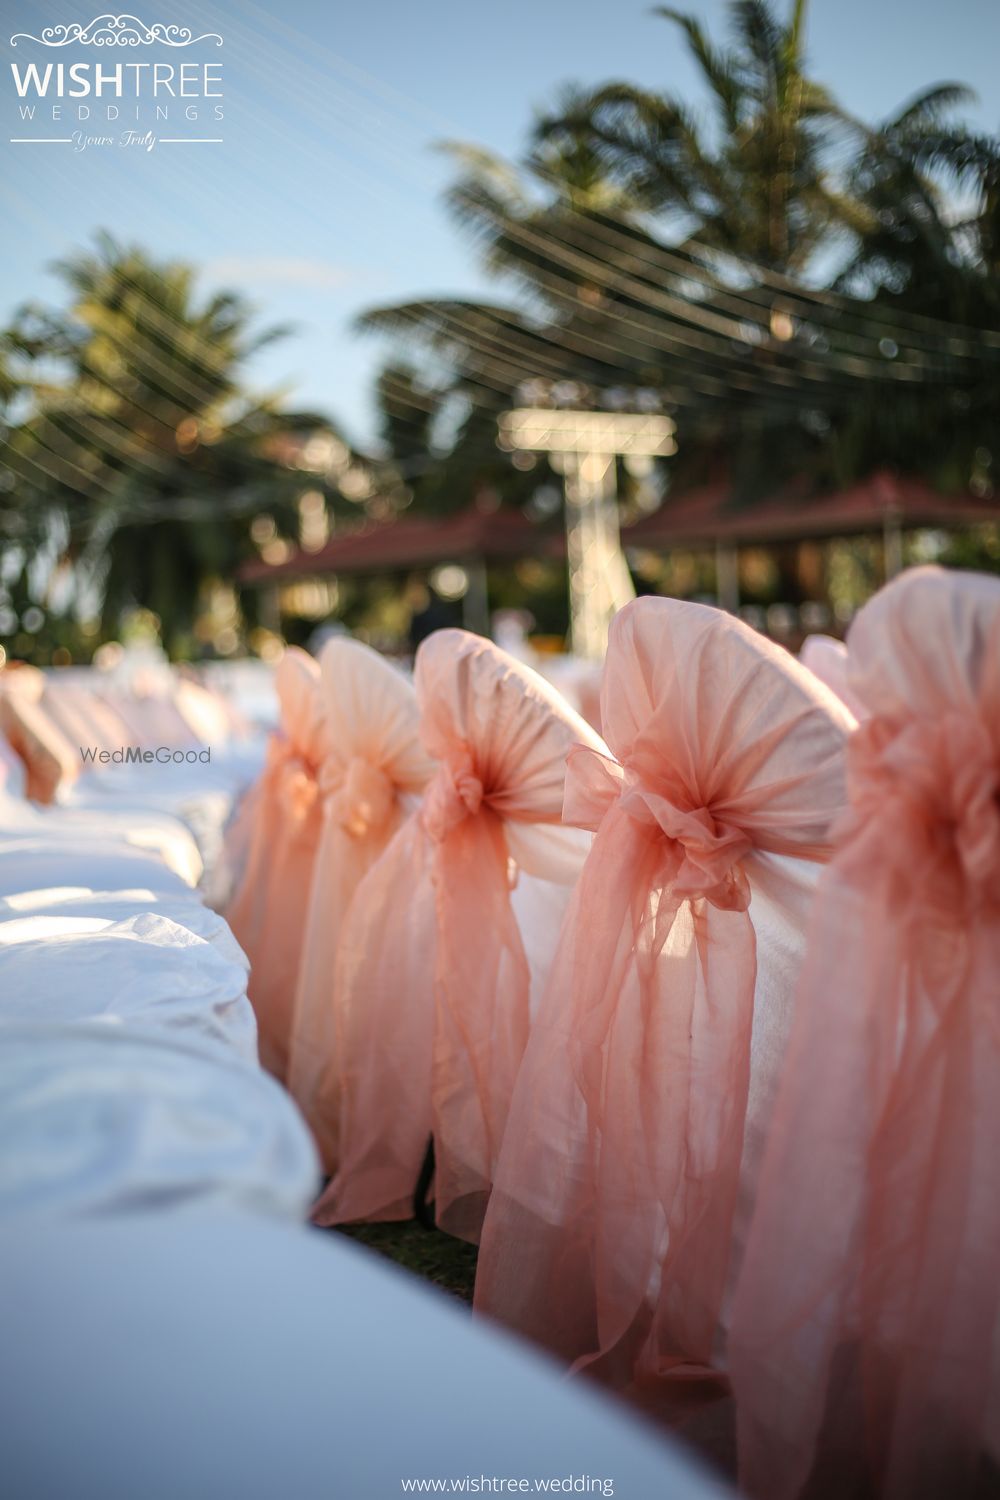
[
  {"xmin": 314, "ymin": 628, "xmax": 604, "ymax": 1240},
  {"xmin": 287, "ymin": 636, "xmax": 434, "ymax": 1168},
  {"xmin": 4, "ymin": 0, "xmax": 998, "ymax": 1490},
  {"xmin": 1, "ymin": 563, "xmax": 998, "ymax": 1499},
  {"xmin": 474, "ymin": 596, "xmax": 854, "ymax": 1395},
  {"xmin": 221, "ymin": 565, "xmax": 1000, "ymax": 1497},
  {"xmin": 0, "ymin": 643, "xmax": 728, "ymax": 1500}
]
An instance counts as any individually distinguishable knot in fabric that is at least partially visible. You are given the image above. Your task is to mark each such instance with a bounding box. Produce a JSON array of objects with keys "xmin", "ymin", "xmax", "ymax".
[
  {"xmin": 565, "ymin": 744, "xmax": 752, "ymax": 911},
  {"xmin": 320, "ymin": 755, "xmax": 396, "ymax": 840},
  {"xmin": 846, "ymin": 711, "xmax": 1000, "ymax": 913},
  {"xmin": 268, "ymin": 732, "xmax": 318, "ymax": 822},
  {"xmin": 421, "ymin": 748, "xmax": 484, "ymax": 842}
]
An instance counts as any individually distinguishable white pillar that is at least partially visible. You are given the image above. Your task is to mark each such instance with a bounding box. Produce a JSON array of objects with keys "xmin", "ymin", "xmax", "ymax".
[{"xmin": 563, "ymin": 450, "xmax": 635, "ymax": 661}]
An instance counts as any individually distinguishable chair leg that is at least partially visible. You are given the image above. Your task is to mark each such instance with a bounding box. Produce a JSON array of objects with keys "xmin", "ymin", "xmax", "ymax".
[{"xmin": 413, "ymin": 1136, "xmax": 435, "ymax": 1229}]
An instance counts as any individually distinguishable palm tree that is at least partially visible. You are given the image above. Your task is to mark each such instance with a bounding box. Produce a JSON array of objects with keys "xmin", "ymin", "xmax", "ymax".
[
  {"xmin": 2, "ymin": 233, "xmax": 348, "ymax": 654},
  {"xmin": 357, "ymin": 0, "xmax": 1000, "ymax": 519},
  {"xmin": 535, "ymin": 0, "xmax": 854, "ymax": 276},
  {"xmin": 836, "ymin": 86, "xmax": 1000, "ymax": 322}
]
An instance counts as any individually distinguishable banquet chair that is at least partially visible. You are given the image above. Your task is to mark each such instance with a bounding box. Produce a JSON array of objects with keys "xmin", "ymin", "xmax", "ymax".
[
  {"xmin": 0, "ymin": 883, "xmax": 248, "ymax": 972},
  {"xmin": 0, "ymin": 668, "xmax": 204, "ymax": 886},
  {"xmin": 729, "ymin": 566, "xmax": 1000, "ymax": 1500},
  {"xmin": 95, "ymin": 674, "xmax": 203, "ymax": 751},
  {"xmin": 0, "ymin": 1021, "xmax": 316, "ymax": 1224},
  {"xmin": 39, "ymin": 674, "xmax": 135, "ymax": 759},
  {"xmin": 0, "ymin": 910, "xmax": 257, "ymax": 1059},
  {"xmin": 315, "ymin": 628, "xmax": 607, "ymax": 1242},
  {"xmin": 0, "ymin": 666, "xmax": 78, "ymax": 803},
  {"xmin": 287, "ymin": 637, "xmax": 434, "ymax": 1171},
  {"xmin": 222, "ymin": 647, "xmax": 328, "ymax": 1080},
  {"xmin": 171, "ymin": 675, "xmax": 239, "ymax": 748},
  {"xmin": 474, "ymin": 595, "xmax": 854, "ymax": 1411}
]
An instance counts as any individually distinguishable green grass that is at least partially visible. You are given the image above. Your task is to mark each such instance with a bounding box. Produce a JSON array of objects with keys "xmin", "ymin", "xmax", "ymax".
[{"xmin": 334, "ymin": 1220, "xmax": 479, "ymax": 1303}]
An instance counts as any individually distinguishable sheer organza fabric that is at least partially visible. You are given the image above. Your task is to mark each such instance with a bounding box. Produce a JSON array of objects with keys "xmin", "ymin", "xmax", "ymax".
[
  {"xmin": 475, "ymin": 597, "xmax": 854, "ymax": 1399},
  {"xmin": 799, "ymin": 633, "xmax": 868, "ymax": 721},
  {"xmin": 729, "ymin": 566, "xmax": 1000, "ymax": 1500},
  {"xmin": 288, "ymin": 638, "xmax": 434, "ymax": 1170},
  {"xmin": 222, "ymin": 648, "xmax": 328, "ymax": 1079},
  {"xmin": 39, "ymin": 677, "xmax": 134, "ymax": 758},
  {"xmin": 0, "ymin": 668, "xmax": 78, "ymax": 803},
  {"xmin": 315, "ymin": 629, "xmax": 606, "ymax": 1241}
]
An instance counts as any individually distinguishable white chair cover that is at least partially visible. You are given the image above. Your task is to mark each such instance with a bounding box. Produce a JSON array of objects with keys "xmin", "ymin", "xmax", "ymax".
[
  {"xmin": 0, "ymin": 1024, "xmax": 317, "ymax": 1223},
  {"xmin": 0, "ymin": 1212, "xmax": 734, "ymax": 1500},
  {"xmin": 0, "ymin": 912, "xmax": 256, "ymax": 1059}
]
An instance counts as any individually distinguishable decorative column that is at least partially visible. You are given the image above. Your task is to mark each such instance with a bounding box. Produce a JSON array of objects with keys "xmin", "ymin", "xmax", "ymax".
[{"xmin": 498, "ymin": 408, "xmax": 675, "ymax": 660}]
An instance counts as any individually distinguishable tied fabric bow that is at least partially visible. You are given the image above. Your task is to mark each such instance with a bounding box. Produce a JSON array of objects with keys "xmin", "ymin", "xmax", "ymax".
[
  {"xmin": 565, "ymin": 743, "xmax": 753, "ymax": 911},
  {"xmin": 320, "ymin": 754, "xmax": 396, "ymax": 841},
  {"xmin": 421, "ymin": 747, "xmax": 485, "ymax": 842},
  {"xmin": 843, "ymin": 711, "xmax": 1000, "ymax": 916},
  {"xmin": 286, "ymin": 637, "xmax": 432, "ymax": 1176},
  {"xmin": 548, "ymin": 739, "xmax": 764, "ymax": 1378},
  {"xmin": 267, "ymin": 732, "xmax": 320, "ymax": 824},
  {"xmin": 726, "ymin": 569, "xmax": 1000, "ymax": 1500},
  {"xmin": 476, "ymin": 597, "xmax": 853, "ymax": 1398},
  {"xmin": 319, "ymin": 626, "xmax": 607, "ymax": 1243}
]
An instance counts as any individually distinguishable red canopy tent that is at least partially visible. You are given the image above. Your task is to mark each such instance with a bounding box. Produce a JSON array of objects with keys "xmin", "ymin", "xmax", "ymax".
[
  {"xmin": 239, "ymin": 475, "xmax": 998, "ymax": 624},
  {"xmin": 238, "ymin": 507, "xmax": 561, "ymax": 586},
  {"xmin": 624, "ymin": 470, "xmax": 1000, "ymax": 549}
]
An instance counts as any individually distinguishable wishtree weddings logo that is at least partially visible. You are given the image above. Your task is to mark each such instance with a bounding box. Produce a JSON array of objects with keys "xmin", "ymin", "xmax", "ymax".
[{"xmin": 7, "ymin": 12, "xmax": 224, "ymax": 154}]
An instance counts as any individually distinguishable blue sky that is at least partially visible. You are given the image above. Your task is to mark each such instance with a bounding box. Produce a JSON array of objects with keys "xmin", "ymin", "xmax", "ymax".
[{"xmin": 3, "ymin": 0, "xmax": 999, "ymax": 446}]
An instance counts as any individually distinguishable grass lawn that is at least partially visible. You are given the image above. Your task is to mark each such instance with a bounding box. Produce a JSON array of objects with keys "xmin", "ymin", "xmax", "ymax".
[{"xmin": 335, "ymin": 1220, "xmax": 479, "ymax": 1304}]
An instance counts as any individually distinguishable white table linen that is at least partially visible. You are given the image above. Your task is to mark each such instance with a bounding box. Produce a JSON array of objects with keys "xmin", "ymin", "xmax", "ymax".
[{"xmin": 0, "ymin": 1212, "xmax": 732, "ymax": 1500}]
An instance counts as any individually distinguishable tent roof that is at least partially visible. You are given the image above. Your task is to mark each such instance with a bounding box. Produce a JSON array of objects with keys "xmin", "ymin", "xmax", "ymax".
[
  {"xmin": 238, "ymin": 506, "xmax": 559, "ymax": 585},
  {"xmin": 625, "ymin": 470, "xmax": 1000, "ymax": 548},
  {"xmin": 240, "ymin": 472, "xmax": 999, "ymax": 586}
]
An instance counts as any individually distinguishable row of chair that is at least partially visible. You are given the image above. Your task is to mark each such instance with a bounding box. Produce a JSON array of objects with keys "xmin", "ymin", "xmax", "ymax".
[
  {"xmin": 227, "ymin": 564, "xmax": 1000, "ymax": 1499},
  {"xmin": 0, "ymin": 662, "xmax": 725, "ymax": 1500}
]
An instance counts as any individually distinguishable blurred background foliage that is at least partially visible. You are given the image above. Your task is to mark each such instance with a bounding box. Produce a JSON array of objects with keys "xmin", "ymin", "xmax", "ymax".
[{"xmin": 2, "ymin": 0, "xmax": 999, "ymax": 662}]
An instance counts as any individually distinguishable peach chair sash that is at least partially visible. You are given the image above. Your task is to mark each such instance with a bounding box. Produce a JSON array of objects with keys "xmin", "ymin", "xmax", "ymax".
[
  {"xmin": 730, "ymin": 566, "xmax": 1000, "ymax": 1500},
  {"xmin": 222, "ymin": 648, "xmax": 327, "ymax": 1079},
  {"xmin": 799, "ymin": 633, "xmax": 868, "ymax": 720},
  {"xmin": 40, "ymin": 678, "xmax": 134, "ymax": 759},
  {"xmin": 0, "ymin": 669, "xmax": 79, "ymax": 804},
  {"xmin": 288, "ymin": 638, "xmax": 434, "ymax": 1170},
  {"xmin": 475, "ymin": 596, "xmax": 854, "ymax": 1394},
  {"xmin": 315, "ymin": 628, "xmax": 607, "ymax": 1242}
]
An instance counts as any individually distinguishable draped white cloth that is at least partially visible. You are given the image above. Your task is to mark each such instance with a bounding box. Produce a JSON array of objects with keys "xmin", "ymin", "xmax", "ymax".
[
  {"xmin": 0, "ymin": 1025, "xmax": 317, "ymax": 1223},
  {"xmin": 0, "ymin": 1213, "xmax": 734, "ymax": 1500},
  {"xmin": 0, "ymin": 823, "xmax": 197, "ymax": 900},
  {"xmin": 0, "ymin": 884, "xmax": 248, "ymax": 970},
  {"xmin": 0, "ymin": 911, "xmax": 257, "ymax": 1058}
]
